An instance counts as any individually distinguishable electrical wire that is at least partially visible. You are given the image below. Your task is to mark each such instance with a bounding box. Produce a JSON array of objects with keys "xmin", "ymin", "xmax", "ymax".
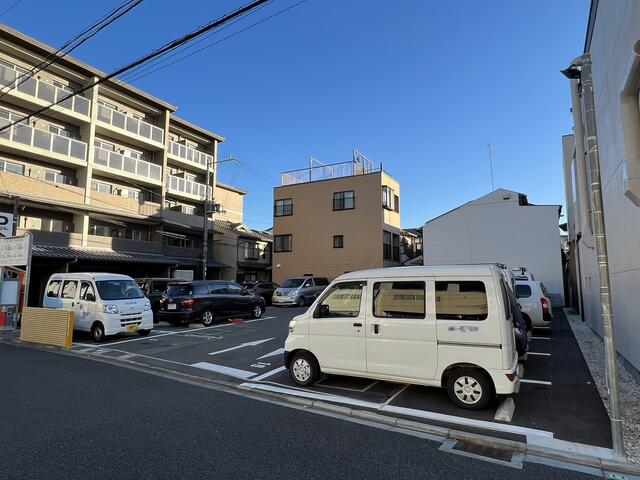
[
  {"xmin": 124, "ymin": 0, "xmax": 309, "ymax": 84},
  {"xmin": 0, "ymin": 0, "xmax": 23, "ymax": 19},
  {"xmin": 0, "ymin": 0, "xmax": 145, "ymax": 100},
  {"xmin": 0, "ymin": 0, "xmax": 271, "ymax": 136}
]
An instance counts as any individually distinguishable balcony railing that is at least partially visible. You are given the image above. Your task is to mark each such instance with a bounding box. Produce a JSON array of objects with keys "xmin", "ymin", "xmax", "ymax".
[
  {"xmin": 0, "ymin": 63, "xmax": 91, "ymax": 117},
  {"xmin": 167, "ymin": 175, "xmax": 211, "ymax": 199},
  {"xmin": 97, "ymin": 104, "xmax": 164, "ymax": 144},
  {"xmin": 168, "ymin": 140, "xmax": 212, "ymax": 169},
  {"xmin": 281, "ymin": 152, "xmax": 379, "ymax": 186},
  {"xmin": 93, "ymin": 146, "xmax": 162, "ymax": 182},
  {"xmin": 0, "ymin": 117, "xmax": 87, "ymax": 161}
]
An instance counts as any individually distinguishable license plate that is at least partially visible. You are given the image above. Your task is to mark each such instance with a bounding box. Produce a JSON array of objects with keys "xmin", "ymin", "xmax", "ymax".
[
  {"xmin": 167, "ymin": 304, "xmax": 176, "ymax": 310},
  {"xmin": 126, "ymin": 324, "xmax": 139, "ymax": 333}
]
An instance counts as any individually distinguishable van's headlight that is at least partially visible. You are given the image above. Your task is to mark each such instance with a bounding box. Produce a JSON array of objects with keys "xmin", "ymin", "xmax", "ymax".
[
  {"xmin": 288, "ymin": 320, "xmax": 297, "ymax": 333},
  {"xmin": 288, "ymin": 290, "xmax": 298, "ymax": 297},
  {"xmin": 103, "ymin": 305, "xmax": 119, "ymax": 314},
  {"xmin": 144, "ymin": 303, "xmax": 151, "ymax": 311}
]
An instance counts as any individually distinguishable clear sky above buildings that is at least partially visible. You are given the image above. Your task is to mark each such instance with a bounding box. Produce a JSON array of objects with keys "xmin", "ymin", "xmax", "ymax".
[{"xmin": 4, "ymin": 0, "xmax": 590, "ymax": 230}]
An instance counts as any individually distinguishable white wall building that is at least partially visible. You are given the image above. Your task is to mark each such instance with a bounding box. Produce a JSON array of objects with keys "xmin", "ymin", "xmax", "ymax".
[
  {"xmin": 422, "ymin": 189, "xmax": 564, "ymax": 304},
  {"xmin": 562, "ymin": 0, "xmax": 640, "ymax": 380}
]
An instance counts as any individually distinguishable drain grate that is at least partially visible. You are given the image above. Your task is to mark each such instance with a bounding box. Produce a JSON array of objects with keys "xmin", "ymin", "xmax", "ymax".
[{"xmin": 452, "ymin": 441, "xmax": 513, "ymax": 462}]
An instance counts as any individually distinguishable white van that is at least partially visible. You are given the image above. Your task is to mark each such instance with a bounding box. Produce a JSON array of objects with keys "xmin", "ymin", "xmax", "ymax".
[
  {"xmin": 284, "ymin": 265, "xmax": 519, "ymax": 410},
  {"xmin": 43, "ymin": 273, "xmax": 153, "ymax": 342}
]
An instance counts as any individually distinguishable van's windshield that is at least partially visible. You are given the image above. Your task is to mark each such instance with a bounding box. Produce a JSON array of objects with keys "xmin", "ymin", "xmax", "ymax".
[
  {"xmin": 96, "ymin": 280, "xmax": 144, "ymax": 300},
  {"xmin": 281, "ymin": 279, "xmax": 304, "ymax": 288}
]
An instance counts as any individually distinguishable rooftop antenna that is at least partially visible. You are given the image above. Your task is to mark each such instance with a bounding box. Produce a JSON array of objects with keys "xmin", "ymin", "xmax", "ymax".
[{"xmin": 487, "ymin": 143, "xmax": 495, "ymax": 191}]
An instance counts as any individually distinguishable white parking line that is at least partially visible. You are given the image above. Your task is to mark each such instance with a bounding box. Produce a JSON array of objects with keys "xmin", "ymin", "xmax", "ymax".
[
  {"xmin": 528, "ymin": 352, "xmax": 551, "ymax": 357},
  {"xmin": 530, "ymin": 336, "xmax": 550, "ymax": 340},
  {"xmin": 520, "ymin": 379, "xmax": 552, "ymax": 386},
  {"xmin": 251, "ymin": 366, "xmax": 287, "ymax": 382},
  {"xmin": 382, "ymin": 384, "xmax": 409, "ymax": 406},
  {"xmin": 257, "ymin": 347, "xmax": 285, "ymax": 360},
  {"xmin": 191, "ymin": 361, "xmax": 256, "ymax": 379}
]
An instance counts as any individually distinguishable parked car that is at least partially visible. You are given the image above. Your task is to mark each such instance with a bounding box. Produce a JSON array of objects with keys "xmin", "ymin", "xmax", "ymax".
[
  {"xmin": 505, "ymin": 283, "xmax": 529, "ymax": 358},
  {"xmin": 136, "ymin": 278, "xmax": 187, "ymax": 322},
  {"xmin": 272, "ymin": 276, "xmax": 329, "ymax": 307},
  {"xmin": 284, "ymin": 265, "xmax": 520, "ymax": 410},
  {"xmin": 514, "ymin": 279, "xmax": 553, "ymax": 329},
  {"xmin": 242, "ymin": 281, "xmax": 279, "ymax": 305},
  {"xmin": 157, "ymin": 280, "xmax": 266, "ymax": 326},
  {"xmin": 43, "ymin": 273, "xmax": 153, "ymax": 342}
]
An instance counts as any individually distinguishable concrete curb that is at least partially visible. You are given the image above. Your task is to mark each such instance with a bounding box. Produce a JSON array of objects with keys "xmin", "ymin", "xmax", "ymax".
[{"xmin": 3, "ymin": 337, "xmax": 640, "ymax": 476}]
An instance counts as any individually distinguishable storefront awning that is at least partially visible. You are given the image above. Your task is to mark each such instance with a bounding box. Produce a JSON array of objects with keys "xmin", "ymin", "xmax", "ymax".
[
  {"xmin": 237, "ymin": 261, "xmax": 271, "ymax": 270},
  {"xmin": 32, "ymin": 245, "xmax": 177, "ymax": 265}
]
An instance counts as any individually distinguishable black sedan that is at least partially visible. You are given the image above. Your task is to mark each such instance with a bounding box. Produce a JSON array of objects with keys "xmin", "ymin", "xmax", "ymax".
[{"xmin": 158, "ymin": 280, "xmax": 266, "ymax": 327}]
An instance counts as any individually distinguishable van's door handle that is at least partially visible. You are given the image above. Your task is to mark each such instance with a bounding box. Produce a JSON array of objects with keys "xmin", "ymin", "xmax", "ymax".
[
  {"xmin": 353, "ymin": 322, "xmax": 362, "ymax": 327},
  {"xmin": 373, "ymin": 324, "xmax": 380, "ymax": 334}
]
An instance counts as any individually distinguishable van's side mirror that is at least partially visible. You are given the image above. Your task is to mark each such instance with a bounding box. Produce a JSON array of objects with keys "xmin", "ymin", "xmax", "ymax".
[
  {"xmin": 85, "ymin": 293, "xmax": 96, "ymax": 302},
  {"xmin": 316, "ymin": 304, "xmax": 330, "ymax": 317}
]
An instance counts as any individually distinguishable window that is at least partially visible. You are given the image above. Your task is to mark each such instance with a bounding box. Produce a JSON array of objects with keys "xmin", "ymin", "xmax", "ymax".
[
  {"xmin": 383, "ymin": 231, "xmax": 392, "ymax": 260},
  {"xmin": 314, "ymin": 282, "xmax": 364, "ymax": 318},
  {"xmin": 92, "ymin": 181, "xmax": 112, "ymax": 194},
  {"xmin": 333, "ymin": 235, "xmax": 344, "ymax": 249},
  {"xmin": 94, "ymin": 139, "xmax": 115, "ymax": 151},
  {"xmin": 44, "ymin": 170, "xmax": 71, "ymax": 185},
  {"xmin": 382, "ymin": 186, "xmax": 395, "ymax": 210},
  {"xmin": 515, "ymin": 284, "xmax": 532, "ymax": 299},
  {"xmin": 151, "ymin": 281, "xmax": 168, "ymax": 294},
  {"xmin": 209, "ymin": 282, "xmax": 227, "ymax": 295},
  {"xmin": 48, "ymin": 124, "xmax": 72, "ymax": 138},
  {"xmin": 79, "ymin": 282, "xmax": 95, "ymax": 301},
  {"xmin": 227, "ymin": 283, "xmax": 244, "ymax": 295},
  {"xmin": 435, "ymin": 281, "xmax": 488, "ymax": 320},
  {"xmin": 244, "ymin": 242, "xmax": 260, "ymax": 260},
  {"xmin": 392, "ymin": 233, "xmax": 400, "ymax": 261},
  {"xmin": 394, "ymin": 194, "xmax": 400, "ymax": 213},
  {"xmin": 274, "ymin": 234, "xmax": 292, "ymax": 252},
  {"xmin": 0, "ymin": 160, "xmax": 25, "ymax": 175},
  {"xmin": 333, "ymin": 191, "xmax": 355, "ymax": 211},
  {"xmin": 46, "ymin": 280, "xmax": 61, "ymax": 297},
  {"xmin": 95, "ymin": 280, "xmax": 143, "ymax": 300},
  {"xmin": 373, "ymin": 281, "xmax": 425, "ymax": 319},
  {"xmin": 274, "ymin": 198, "xmax": 293, "ymax": 216},
  {"xmin": 540, "ymin": 283, "xmax": 550, "ymax": 298},
  {"xmin": 61, "ymin": 280, "xmax": 78, "ymax": 299},
  {"xmin": 315, "ymin": 277, "xmax": 329, "ymax": 287}
]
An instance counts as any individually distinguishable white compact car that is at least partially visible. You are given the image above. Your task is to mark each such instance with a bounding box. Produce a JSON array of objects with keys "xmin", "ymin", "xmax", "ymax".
[
  {"xmin": 43, "ymin": 273, "xmax": 153, "ymax": 342},
  {"xmin": 514, "ymin": 279, "xmax": 553, "ymax": 329},
  {"xmin": 284, "ymin": 265, "xmax": 520, "ymax": 410}
]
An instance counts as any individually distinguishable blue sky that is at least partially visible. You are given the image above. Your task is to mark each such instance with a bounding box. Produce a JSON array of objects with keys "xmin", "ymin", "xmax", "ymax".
[{"xmin": 4, "ymin": 0, "xmax": 590, "ymax": 229}]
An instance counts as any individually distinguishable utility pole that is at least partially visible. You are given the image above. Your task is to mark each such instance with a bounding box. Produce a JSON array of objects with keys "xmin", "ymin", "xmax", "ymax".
[
  {"xmin": 487, "ymin": 143, "xmax": 495, "ymax": 191},
  {"xmin": 12, "ymin": 195, "xmax": 20, "ymax": 235},
  {"xmin": 562, "ymin": 55, "xmax": 625, "ymax": 460}
]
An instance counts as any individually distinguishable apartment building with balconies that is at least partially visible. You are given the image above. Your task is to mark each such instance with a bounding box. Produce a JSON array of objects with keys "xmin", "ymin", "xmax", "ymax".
[
  {"xmin": 0, "ymin": 24, "xmax": 241, "ymax": 303},
  {"xmin": 272, "ymin": 152, "xmax": 401, "ymax": 283}
]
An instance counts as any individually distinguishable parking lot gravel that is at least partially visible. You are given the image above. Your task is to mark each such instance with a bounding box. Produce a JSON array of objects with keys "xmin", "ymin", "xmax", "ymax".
[{"xmin": 566, "ymin": 309, "xmax": 640, "ymax": 464}]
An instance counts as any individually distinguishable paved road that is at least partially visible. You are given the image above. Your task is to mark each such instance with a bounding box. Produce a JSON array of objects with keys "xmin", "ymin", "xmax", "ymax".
[{"xmin": 0, "ymin": 343, "xmax": 598, "ymax": 479}]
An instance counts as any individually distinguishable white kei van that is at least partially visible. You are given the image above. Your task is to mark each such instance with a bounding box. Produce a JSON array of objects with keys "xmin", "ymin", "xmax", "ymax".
[
  {"xmin": 284, "ymin": 265, "xmax": 520, "ymax": 410},
  {"xmin": 42, "ymin": 273, "xmax": 153, "ymax": 342}
]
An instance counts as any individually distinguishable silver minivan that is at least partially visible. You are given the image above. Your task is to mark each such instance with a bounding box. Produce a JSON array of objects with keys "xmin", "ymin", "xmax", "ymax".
[{"xmin": 272, "ymin": 276, "xmax": 329, "ymax": 307}]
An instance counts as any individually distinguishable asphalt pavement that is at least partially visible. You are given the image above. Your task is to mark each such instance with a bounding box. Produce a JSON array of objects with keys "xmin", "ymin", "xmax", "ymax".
[{"xmin": 0, "ymin": 343, "xmax": 600, "ymax": 480}]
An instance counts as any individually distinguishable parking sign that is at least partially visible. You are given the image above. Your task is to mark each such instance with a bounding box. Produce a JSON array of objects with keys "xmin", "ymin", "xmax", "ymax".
[{"xmin": 0, "ymin": 213, "xmax": 13, "ymax": 238}]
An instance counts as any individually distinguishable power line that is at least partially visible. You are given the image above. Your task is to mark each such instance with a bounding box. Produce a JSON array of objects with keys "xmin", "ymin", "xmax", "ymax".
[
  {"xmin": 0, "ymin": 0, "xmax": 144, "ymax": 100},
  {"xmin": 0, "ymin": 0, "xmax": 271, "ymax": 136},
  {"xmin": 124, "ymin": 0, "xmax": 309, "ymax": 84},
  {"xmin": 0, "ymin": 0, "xmax": 23, "ymax": 19}
]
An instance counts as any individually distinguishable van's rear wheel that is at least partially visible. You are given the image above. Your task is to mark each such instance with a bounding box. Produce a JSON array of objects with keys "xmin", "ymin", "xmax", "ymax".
[
  {"xmin": 446, "ymin": 368, "xmax": 494, "ymax": 410},
  {"xmin": 289, "ymin": 351, "xmax": 319, "ymax": 387},
  {"xmin": 91, "ymin": 322, "xmax": 105, "ymax": 343}
]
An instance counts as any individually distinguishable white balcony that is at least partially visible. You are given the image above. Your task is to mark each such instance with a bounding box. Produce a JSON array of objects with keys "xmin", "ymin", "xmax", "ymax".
[
  {"xmin": 93, "ymin": 146, "xmax": 162, "ymax": 186},
  {"xmin": 168, "ymin": 140, "xmax": 211, "ymax": 171},
  {"xmin": 96, "ymin": 104, "xmax": 164, "ymax": 149},
  {"xmin": 0, "ymin": 116, "xmax": 87, "ymax": 166},
  {"xmin": 0, "ymin": 63, "xmax": 91, "ymax": 120},
  {"xmin": 167, "ymin": 175, "xmax": 211, "ymax": 201}
]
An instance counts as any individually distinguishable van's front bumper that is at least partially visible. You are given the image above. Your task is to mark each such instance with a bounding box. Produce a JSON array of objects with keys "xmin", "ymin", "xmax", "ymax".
[
  {"xmin": 272, "ymin": 295, "xmax": 298, "ymax": 305},
  {"xmin": 104, "ymin": 311, "xmax": 153, "ymax": 336}
]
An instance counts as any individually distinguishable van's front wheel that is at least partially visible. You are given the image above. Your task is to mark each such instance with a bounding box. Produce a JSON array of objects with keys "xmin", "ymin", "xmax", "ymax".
[
  {"xmin": 91, "ymin": 322, "xmax": 105, "ymax": 343},
  {"xmin": 289, "ymin": 351, "xmax": 319, "ymax": 387},
  {"xmin": 446, "ymin": 368, "xmax": 494, "ymax": 410}
]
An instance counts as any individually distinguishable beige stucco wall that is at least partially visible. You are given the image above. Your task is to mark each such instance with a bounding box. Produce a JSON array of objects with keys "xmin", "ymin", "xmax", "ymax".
[
  {"xmin": 273, "ymin": 172, "xmax": 400, "ymax": 283},
  {"xmin": 215, "ymin": 184, "xmax": 245, "ymax": 224},
  {"xmin": 212, "ymin": 228, "xmax": 238, "ymax": 280}
]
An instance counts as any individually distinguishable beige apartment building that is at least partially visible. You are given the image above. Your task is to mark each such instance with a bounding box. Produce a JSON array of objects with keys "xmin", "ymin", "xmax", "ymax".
[
  {"xmin": 272, "ymin": 154, "xmax": 401, "ymax": 283},
  {"xmin": 0, "ymin": 25, "xmax": 246, "ymax": 304}
]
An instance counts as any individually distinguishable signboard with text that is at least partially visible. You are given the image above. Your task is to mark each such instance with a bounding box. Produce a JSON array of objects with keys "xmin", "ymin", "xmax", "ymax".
[
  {"xmin": 0, "ymin": 235, "xmax": 30, "ymax": 266},
  {"xmin": 0, "ymin": 213, "xmax": 13, "ymax": 238}
]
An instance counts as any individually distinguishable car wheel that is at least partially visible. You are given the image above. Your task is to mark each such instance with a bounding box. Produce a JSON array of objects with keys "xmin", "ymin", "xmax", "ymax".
[
  {"xmin": 297, "ymin": 296, "xmax": 306, "ymax": 307},
  {"xmin": 138, "ymin": 329, "xmax": 151, "ymax": 337},
  {"xmin": 251, "ymin": 304, "xmax": 263, "ymax": 319},
  {"xmin": 289, "ymin": 351, "xmax": 319, "ymax": 387},
  {"xmin": 446, "ymin": 368, "xmax": 494, "ymax": 410},
  {"xmin": 201, "ymin": 309, "xmax": 214, "ymax": 327},
  {"xmin": 91, "ymin": 322, "xmax": 106, "ymax": 343}
]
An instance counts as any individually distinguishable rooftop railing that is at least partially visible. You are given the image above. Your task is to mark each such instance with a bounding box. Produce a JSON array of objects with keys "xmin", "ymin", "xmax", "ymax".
[
  {"xmin": 168, "ymin": 140, "xmax": 212, "ymax": 169},
  {"xmin": 281, "ymin": 157, "xmax": 380, "ymax": 186},
  {"xmin": 0, "ymin": 63, "xmax": 91, "ymax": 117},
  {"xmin": 93, "ymin": 146, "xmax": 162, "ymax": 182},
  {"xmin": 97, "ymin": 104, "xmax": 164, "ymax": 144}
]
